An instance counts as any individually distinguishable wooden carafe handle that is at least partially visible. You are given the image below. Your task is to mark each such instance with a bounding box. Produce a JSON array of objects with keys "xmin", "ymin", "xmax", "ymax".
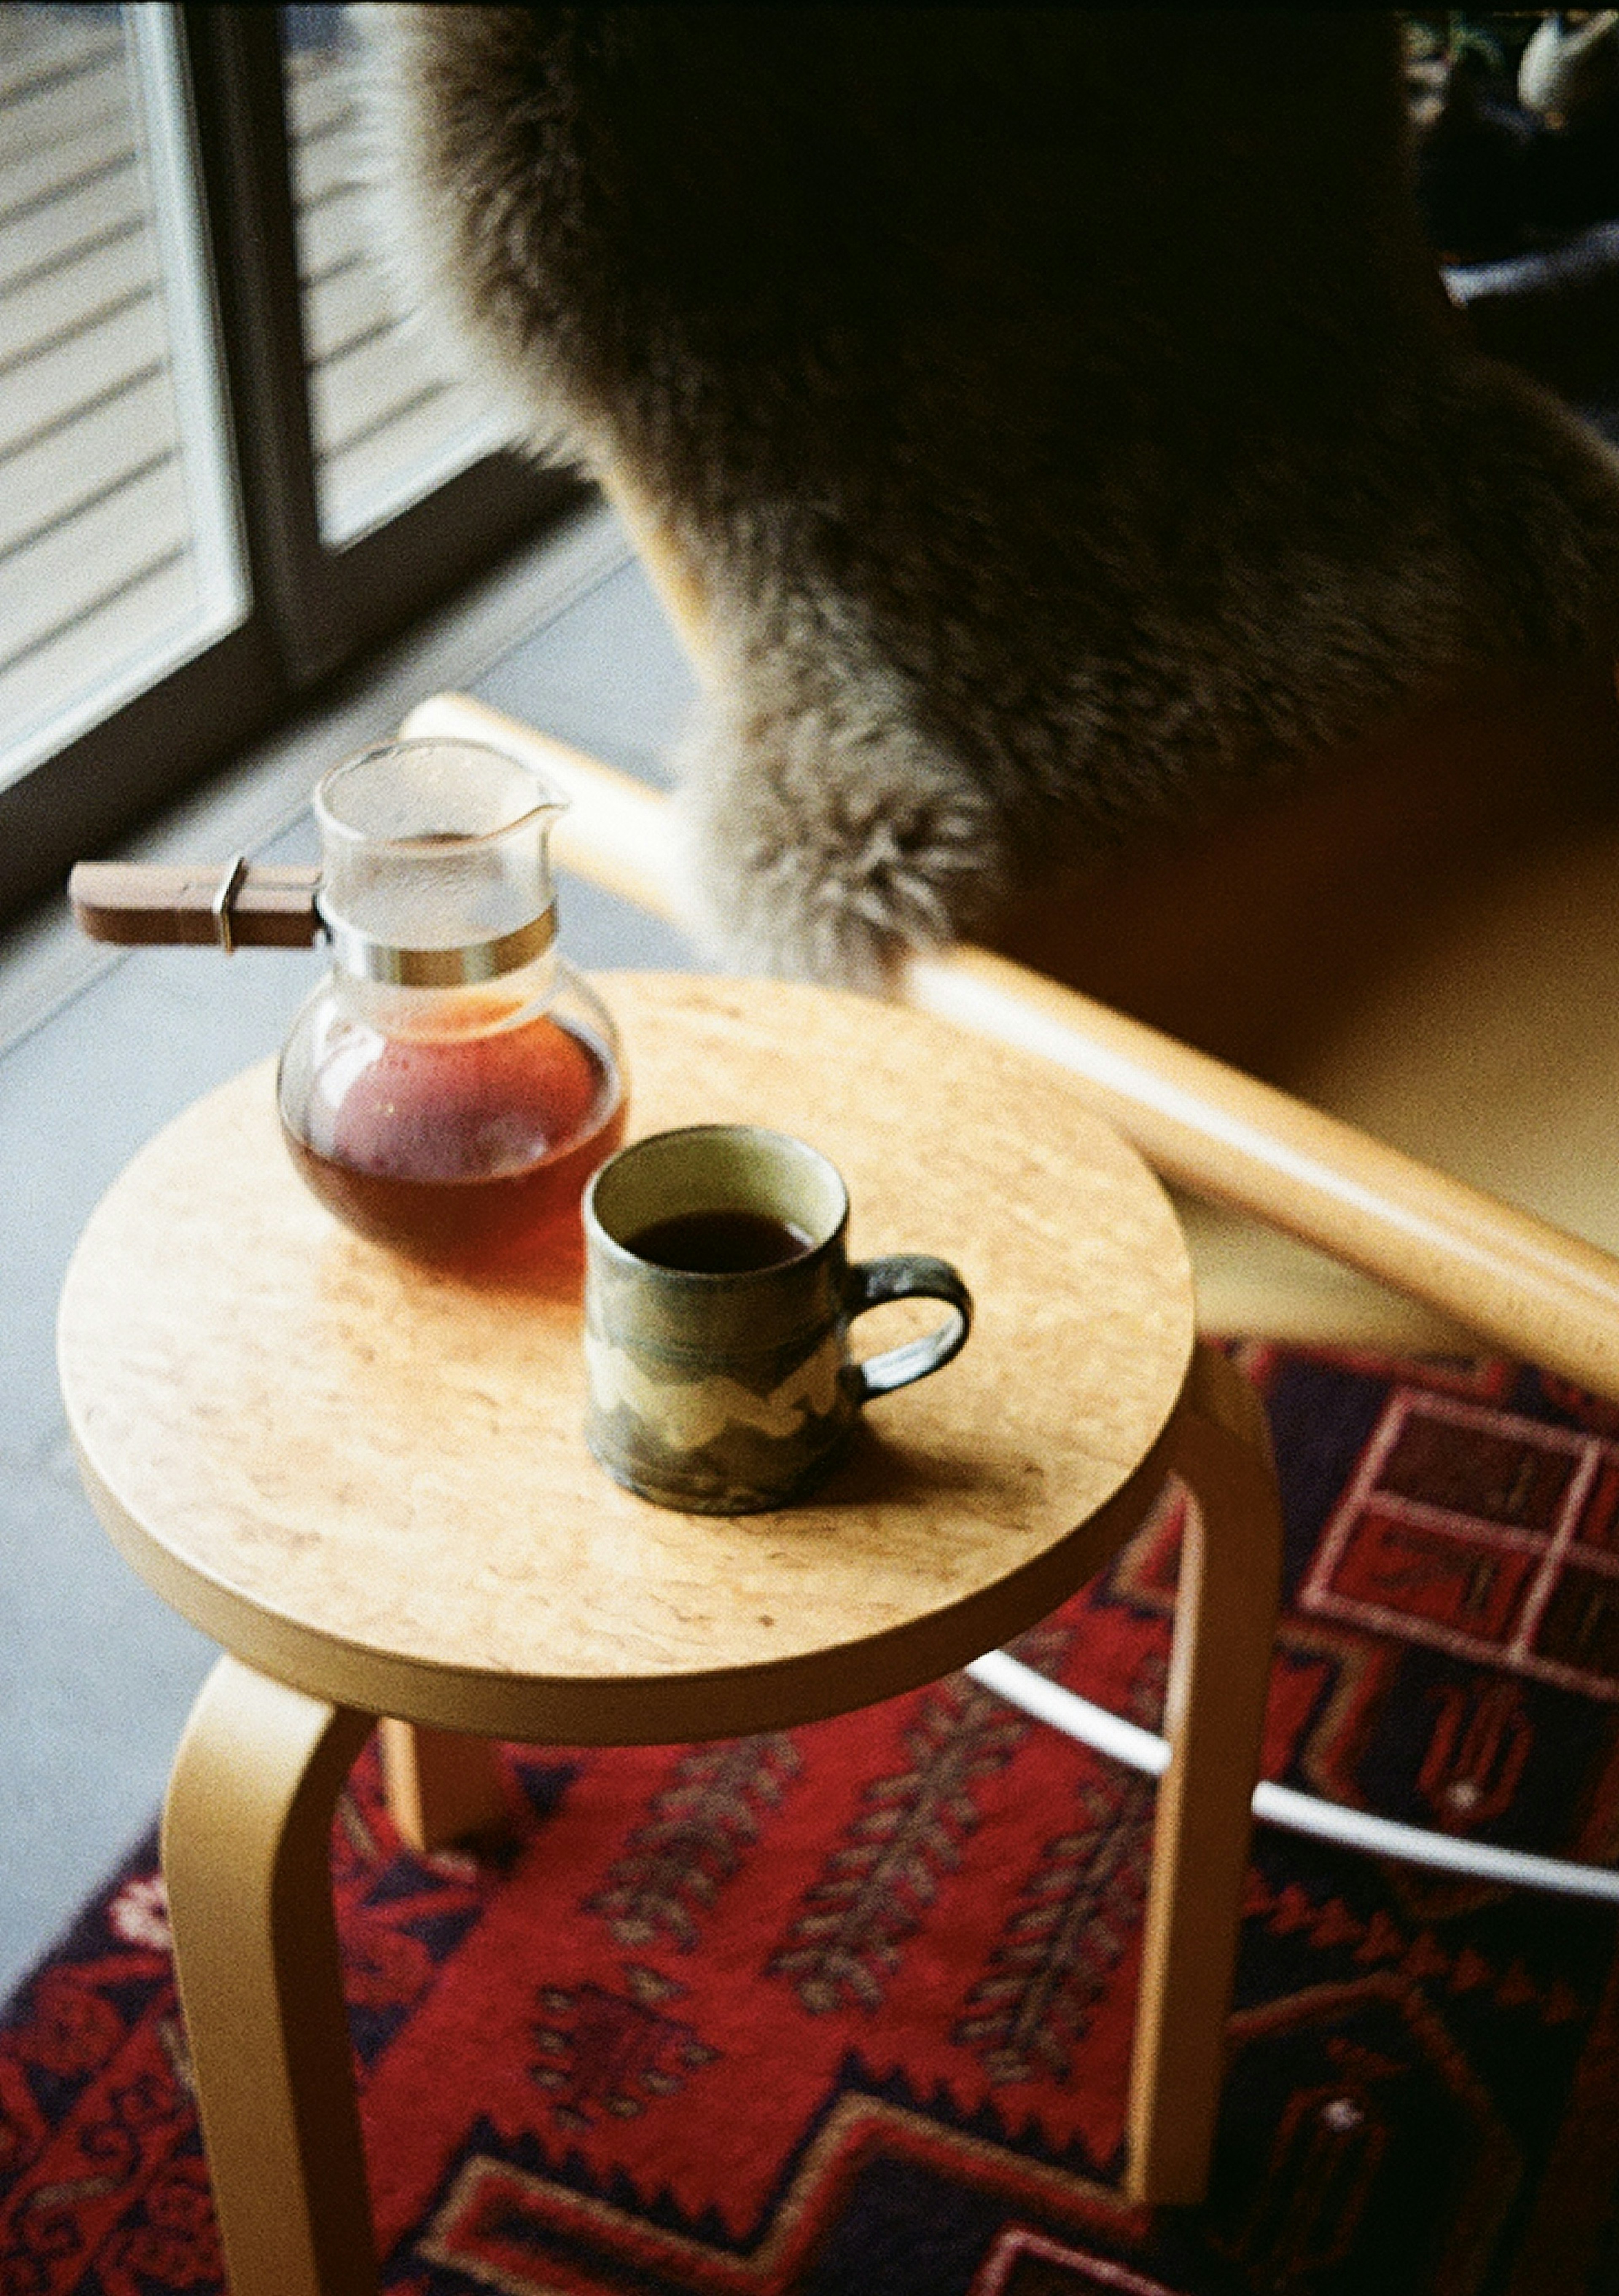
[{"xmin": 68, "ymin": 861, "xmax": 323, "ymax": 952}]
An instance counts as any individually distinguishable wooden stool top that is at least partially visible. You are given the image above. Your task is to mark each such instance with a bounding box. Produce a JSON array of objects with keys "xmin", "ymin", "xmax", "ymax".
[{"xmin": 59, "ymin": 975, "xmax": 1193, "ymax": 1740}]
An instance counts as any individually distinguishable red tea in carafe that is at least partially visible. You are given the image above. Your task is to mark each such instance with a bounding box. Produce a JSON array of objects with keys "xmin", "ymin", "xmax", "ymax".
[
  {"xmin": 274, "ymin": 735, "xmax": 627, "ymax": 1278},
  {"xmin": 282, "ymin": 998, "xmax": 624, "ymax": 1277}
]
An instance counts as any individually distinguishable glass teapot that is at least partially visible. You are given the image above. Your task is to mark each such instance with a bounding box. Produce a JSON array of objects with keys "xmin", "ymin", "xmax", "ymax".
[{"xmin": 72, "ymin": 737, "xmax": 626, "ymax": 1280}]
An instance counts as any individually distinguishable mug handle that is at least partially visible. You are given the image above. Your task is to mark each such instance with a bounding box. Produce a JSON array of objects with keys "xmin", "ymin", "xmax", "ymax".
[{"xmin": 845, "ymin": 1257, "xmax": 973, "ymax": 1402}]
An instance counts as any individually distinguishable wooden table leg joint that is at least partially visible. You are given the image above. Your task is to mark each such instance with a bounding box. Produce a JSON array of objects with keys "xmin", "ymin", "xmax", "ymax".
[{"xmin": 162, "ymin": 1656, "xmax": 380, "ymax": 2296}]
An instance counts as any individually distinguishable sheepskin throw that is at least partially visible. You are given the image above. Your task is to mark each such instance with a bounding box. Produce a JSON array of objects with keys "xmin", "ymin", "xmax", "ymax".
[{"xmin": 371, "ymin": 8, "xmax": 1619, "ymax": 986}]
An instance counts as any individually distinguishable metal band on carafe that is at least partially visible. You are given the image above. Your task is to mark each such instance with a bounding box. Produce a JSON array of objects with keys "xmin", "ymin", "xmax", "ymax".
[{"xmin": 314, "ymin": 898, "xmax": 557, "ymax": 986}]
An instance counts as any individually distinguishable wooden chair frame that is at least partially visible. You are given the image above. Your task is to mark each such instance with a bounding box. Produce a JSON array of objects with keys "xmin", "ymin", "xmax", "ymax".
[{"xmin": 399, "ymin": 688, "xmax": 1619, "ymax": 1408}]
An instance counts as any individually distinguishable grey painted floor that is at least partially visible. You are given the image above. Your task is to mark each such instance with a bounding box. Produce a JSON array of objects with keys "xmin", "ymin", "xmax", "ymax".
[{"xmin": 0, "ymin": 499, "xmax": 707, "ymax": 2003}]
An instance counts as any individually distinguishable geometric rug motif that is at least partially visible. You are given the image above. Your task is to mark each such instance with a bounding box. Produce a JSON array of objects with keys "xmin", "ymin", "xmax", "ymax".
[
  {"xmin": 1299, "ymin": 1388, "xmax": 1619, "ymax": 1699},
  {"xmin": 6, "ymin": 1341, "xmax": 1619, "ymax": 2295}
]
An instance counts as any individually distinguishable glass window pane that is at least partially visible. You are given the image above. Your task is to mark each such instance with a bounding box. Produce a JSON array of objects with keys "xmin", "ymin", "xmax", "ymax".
[
  {"xmin": 283, "ymin": 5, "xmax": 517, "ymax": 548},
  {"xmin": 0, "ymin": 4, "xmax": 247, "ymax": 792}
]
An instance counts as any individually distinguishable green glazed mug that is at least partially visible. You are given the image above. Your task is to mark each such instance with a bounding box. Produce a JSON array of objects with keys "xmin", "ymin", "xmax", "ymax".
[{"xmin": 582, "ymin": 1124, "xmax": 973, "ymax": 1513}]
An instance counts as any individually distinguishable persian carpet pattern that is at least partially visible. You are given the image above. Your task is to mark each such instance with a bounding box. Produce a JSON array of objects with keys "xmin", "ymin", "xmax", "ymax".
[{"xmin": 7, "ymin": 1344, "xmax": 1619, "ymax": 2294}]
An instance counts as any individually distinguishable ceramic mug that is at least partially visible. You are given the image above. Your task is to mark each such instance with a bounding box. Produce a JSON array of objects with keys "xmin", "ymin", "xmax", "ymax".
[{"xmin": 581, "ymin": 1124, "xmax": 972, "ymax": 1513}]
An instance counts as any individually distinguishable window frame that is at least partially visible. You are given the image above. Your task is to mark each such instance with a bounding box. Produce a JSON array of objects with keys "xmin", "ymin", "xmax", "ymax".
[{"xmin": 0, "ymin": 2, "xmax": 577, "ymax": 925}]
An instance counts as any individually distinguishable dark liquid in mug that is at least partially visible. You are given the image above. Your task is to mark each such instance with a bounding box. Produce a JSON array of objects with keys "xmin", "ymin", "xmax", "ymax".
[{"xmin": 624, "ymin": 1208, "xmax": 815, "ymax": 1273}]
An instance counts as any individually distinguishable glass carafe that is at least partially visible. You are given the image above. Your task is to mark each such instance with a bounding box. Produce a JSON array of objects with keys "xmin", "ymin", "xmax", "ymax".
[{"xmin": 277, "ymin": 738, "xmax": 625, "ymax": 1279}]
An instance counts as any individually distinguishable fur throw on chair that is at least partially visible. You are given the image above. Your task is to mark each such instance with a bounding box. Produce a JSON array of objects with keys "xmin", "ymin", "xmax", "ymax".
[{"xmin": 370, "ymin": 8, "xmax": 1619, "ymax": 988}]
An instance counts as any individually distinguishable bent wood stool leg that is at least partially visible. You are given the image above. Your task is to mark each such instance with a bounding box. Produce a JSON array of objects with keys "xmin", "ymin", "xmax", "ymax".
[
  {"xmin": 1125, "ymin": 1341, "xmax": 1283, "ymax": 2205},
  {"xmin": 379, "ymin": 1719, "xmax": 510, "ymax": 1852},
  {"xmin": 161, "ymin": 1655, "xmax": 378, "ymax": 2296}
]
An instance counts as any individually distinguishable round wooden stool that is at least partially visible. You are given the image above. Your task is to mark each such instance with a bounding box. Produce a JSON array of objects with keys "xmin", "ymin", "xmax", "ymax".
[{"xmin": 58, "ymin": 974, "xmax": 1280, "ymax": 2295}]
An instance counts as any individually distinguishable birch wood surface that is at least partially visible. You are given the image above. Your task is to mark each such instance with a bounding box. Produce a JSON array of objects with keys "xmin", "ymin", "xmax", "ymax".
[{"xmin": 59, "ymin": 973, "xmax": 1194, "ymax": 1742}]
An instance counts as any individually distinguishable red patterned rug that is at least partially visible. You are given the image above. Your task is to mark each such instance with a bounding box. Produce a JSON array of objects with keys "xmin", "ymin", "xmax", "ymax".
[{"xmin": 8, "ymin": 1342, "xmax": 1619, "ymax": 2296}]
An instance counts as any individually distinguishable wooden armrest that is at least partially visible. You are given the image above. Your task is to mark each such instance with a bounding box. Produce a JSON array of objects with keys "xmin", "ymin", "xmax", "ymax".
[{"xmin": 397, "ymin": 693, "xmax": 1619, "ymax": 1401}]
